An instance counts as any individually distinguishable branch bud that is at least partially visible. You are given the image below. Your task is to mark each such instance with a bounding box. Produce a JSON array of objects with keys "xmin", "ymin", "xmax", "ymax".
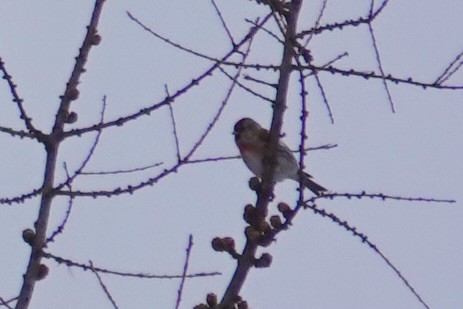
[
  {"xmin": 91, "ymin": 34, "xmax": 102, "ymax": 45},
  {"xmin": 37, "ymin": 264, "xmax": 49, "ymax": 280},
  {"xmin": 248, "ymin": 177, "xmax": 261, "ymax": 192},
  {"xmin": 222, "ymin": 237, "xmax": 235, "ymax": 252},
  {"xmin": 22, "ymin": 229, "xmax": 35, "ymax": 246},
  {"xmin": 244, "ymin": 226, "xmax": 261, "ymax": 243},
  {"xmin": 243, "ymin": 204, "xmax": 256, "ymax": 224},
  {"xmin": 255, "ymin": 253, "xmax": 272, "ymax": 268},
  {"xmin": 64, "ymin": 88, "xmax": 79, "ymax": 101},
  {"xmin": 270, "ymin": 215, "xmax": 283, "ymax": 229},
  {"xmin": 211, "ymin": 237, "xmax": 225, "ymax": 252},
  {"xmin": 277, "ymin": 202, "xmax": 293, "ymax": 219},
  {"xmin": 65, "ymin": 111, "xmax": 78, "ymax": 124},
  {"xmin": 206, "ymin": 293, "xmax": 217, "ymax": 307}
]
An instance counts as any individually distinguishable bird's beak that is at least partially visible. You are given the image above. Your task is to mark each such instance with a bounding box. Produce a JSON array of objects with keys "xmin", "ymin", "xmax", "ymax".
[{"xmin": 232, "ymin": 131, "xmax": 237, "ymax": 136}]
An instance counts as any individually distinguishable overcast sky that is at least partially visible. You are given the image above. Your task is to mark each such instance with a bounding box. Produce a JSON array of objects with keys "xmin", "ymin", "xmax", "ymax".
[{"xmin": 0, "ymin": 1, "xmax": 462, "ymax": 308}]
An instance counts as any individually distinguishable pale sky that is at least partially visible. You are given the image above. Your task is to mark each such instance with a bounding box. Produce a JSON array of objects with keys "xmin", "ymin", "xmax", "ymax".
[{"xmin": 0, "ymin": 1, "xmax": 462, "ymax": 308}]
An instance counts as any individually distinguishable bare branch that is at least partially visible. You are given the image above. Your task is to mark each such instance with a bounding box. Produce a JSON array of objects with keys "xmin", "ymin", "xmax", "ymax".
[
  {"xmin": 0, "ymin": 126, "xmax": 35, "ymax": 139},
  {"xmin": 80, "ymin": 161, "xmax": 163, "ymax": 176},
  {"xmin": 308, "ymin": 64, "xmax": 463, "ymax": 89},
  {"xmin": 16, "ymin": 1, "xmax": 107, "ymax": 307},
  {"xmin": 89, "ymin": 261, "xmax": 119, "ymax": 309},
  {"xmin": 0, "ymin": 57, "xmax": 40, "ymax": 137},
  {"xmin": 294, "ymin": 55, "xmax": 309, "ymax": 203},
  {"xmin": 211, "ymin": 0, "xmax": 235, "ymax": 46},
  {"xmin": 367, "ymin": 2, "xmax": 395, "ymax": 112},
  {"xmin": 45, "ymin": 195, "xmax": 73, "ymax": 244},
  {"xmin": 46, "ymin": 161, "xmax": 75, "ymax": 245},
  {"xmin": 219, "ymin": 1, "xmax": 304, "ymax": 307},
  {"xmin": 303, "ymin": 0, "xmax": 328, "ymax": 46},
  {"xmin": 0, "ymin": 296, "xmax": 15, "ymax": 309},
  {"xmin": 434, "ymin": 49, "xmax": 463, "ymax": 85},
  {"xmin": 312, "ymin": 71, "xmax": 334, "ymax": 123},
  {"xmin": 243, "ymin": 74, "xmax": 277, "ymax": 88},
  {"xmin": 60, "ymin": 96, "xmax": 107, "ymax": 188},
  {"xmin": 297, "ymin": 0, "xmax": 390, "ymax": 38},
  {"xmin": 185, "ymin": 143, "xmax": 337, "ymax": 165},
  {"xmin": 175, "ymin": 235, "xmax": 194, "ymax": 309},
  {"xmin": 43, "ymin": 252, "xmax": 220, "ymax": 279},
  {"xmin": 314, "ymin": 191, "xmax": 456, "ymax": 204},
  {"xmin": 304, "ymin": 204, "xmax": 431, "ymax": 309},
  {"xmin": 245, "ymin": 18, "xmax": 284, "ymax": 44},
  {"xmin": 252, "ymin": 189, "xmax": 451, "ymax": 309},
  {"xmin": 219, "ymin": 68, "xmax": 274, "ymax": 103},
  {"xmin": 0, "ymin": 188, "xmax": 42, "ymax": 206},
  {"xmin": 183, "ymin": 38, "xmax": 254, "ymax": 162},
  {"xmin": 52, "ymin": 0, "xmax": 106, "ymax": 135},
  {"xmin": 165, "ymin": 85, "xmax": 181, "ymax": 163}
]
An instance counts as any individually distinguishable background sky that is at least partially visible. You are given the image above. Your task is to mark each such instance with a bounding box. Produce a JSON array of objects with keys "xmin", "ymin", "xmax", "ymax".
[{"xmin": 0, "ymin": 1, "xmax": 462, "ymax": 308}]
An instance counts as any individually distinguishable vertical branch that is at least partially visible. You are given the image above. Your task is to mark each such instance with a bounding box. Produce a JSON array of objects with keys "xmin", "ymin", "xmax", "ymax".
[
  {"xmin": 219, "ymin": 1, "xmax": 303, "ymax": 307},
  {"xmin": 52, "ymin": 0, "xmax": 106, "ymax": 135},
  {"xmin": 175, "ymin": 235, "xmax": 194, "ymax": 309},
  {"xmin": 295, "ymin": 55, "xmax": 309, "ymax": 204},
  {"xmin": 15, "ymin": 1, "xmax": 106, "ymax": 308}
]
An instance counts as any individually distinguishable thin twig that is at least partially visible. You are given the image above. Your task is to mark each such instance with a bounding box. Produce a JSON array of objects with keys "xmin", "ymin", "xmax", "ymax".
[
  {"xmin": 45, "ymin": 163, "xmax": 74, "ymax": 244},
  {"xmin": 165, "ymin": 85, "xmax": 181, "ymax": 163},
  {"xmin": 243, "ymin": 74, "xmax": 277, "ymax": 88},
  {"xmin": 434, "ymin": 49, "xmax": 463, "ymax": 84},
  {"xmin": 89, "ymin": 261, "xmax": 119, "ymax": 309},
  {"xmin": 295, "ymin": 54, "xmax": 308, "ymax": 206},
  {"xmin": 211, "ymin": 0, "xmax": 235, "ymax": 45},
  {"xmin": 219, "ymin": 67, "xmax": 274, "ymax": 103},
  {"xmin": 245, "ymin": 18, "xmax": 284, "ymax": 44},
  {"xmin": 175, "ymin": 235, "xmax": 194, "ymax": 309},
  {"xmin": 0, "ymin": 296, "xmax": 15, "ymax": 309},
  {"xmin": 43, "ymin": 252, "xmax": 220, "ymax": 279},
  {"xmin": 262, "ymin": 189, "xmax": 453, "ymax": 309},
  {"xmin": 0, "ymin": 188, "xmax": 43, "ymax": 206},
  {"xmin": 296, "ymin": 0, "xmax": 390, "ymax": 38},
  {"xmin": 185, "ymin": 143, "xmax": 338, "ymax": 164},
  {"xmin": 313, "ymin": 71, "xmax": 334, "ymax": 123},
  {"xmin": 306, "ymin": 64, "xmax": 463, "ymax": 90},
  {"xmin": 183, "ymin": 27, "xmax": 255, "ymax": 162},
  {"xmin": 304, "ymin": 203, "xmax": 431, "ymax": 309},
  {"xmin": 0, "ymin": 57, "xmax": 40, "ymax": 136},
  {"xmin": 80, "ymin": 162, "xmax": 163, "ymax": 176},
  {"xmin": 313, "ymin": 191, "xmax": 456, "ymax": 204},
  {"xmin": 303, "ymin": 0, "xmax": 328, "ymax": 46},
  {"xmin": 0, "ymin": 126, "xmax": 35, "ymax": 139},
  {"xmin": 59, "ymin": 96, "xmax": 107, "ymax": 189},
  {"xmin": 367, "ymin": 3, "xmax": 395, "ymax": 112}
]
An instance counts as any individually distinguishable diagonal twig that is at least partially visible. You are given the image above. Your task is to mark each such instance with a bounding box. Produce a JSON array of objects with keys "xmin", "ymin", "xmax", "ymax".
[
  {"xmin": 211, "ymin": 0, "xmax": 235, "ymax": 46},
  {"xmin": 175, "ymin": 235, "xmax": 194, "ymax": 309},
  {"xmin": 367, "ymin": 2, "xmax": 395, "ymax": 112},
  {"xmin": 0, "ymin": 57, "xmax": 41, "ymax": 137},
  {"xmin": 89, "ymin": 261, "xmax": 119, "ymax": 309},
  {"xmin": 165, "ymin": 85, "xmax": 181, "ymax": 163}
]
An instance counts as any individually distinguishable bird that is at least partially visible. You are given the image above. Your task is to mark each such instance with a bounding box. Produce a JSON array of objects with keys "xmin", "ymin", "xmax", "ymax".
[{"xmin": 233, "ymin": 117, "xmax": 327, "ymax": 196}]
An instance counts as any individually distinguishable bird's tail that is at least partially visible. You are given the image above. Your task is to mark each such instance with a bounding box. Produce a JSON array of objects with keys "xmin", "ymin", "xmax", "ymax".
[{"xmin": 298, "ymin": 171, "xmax": 327, "ymax": 196}]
